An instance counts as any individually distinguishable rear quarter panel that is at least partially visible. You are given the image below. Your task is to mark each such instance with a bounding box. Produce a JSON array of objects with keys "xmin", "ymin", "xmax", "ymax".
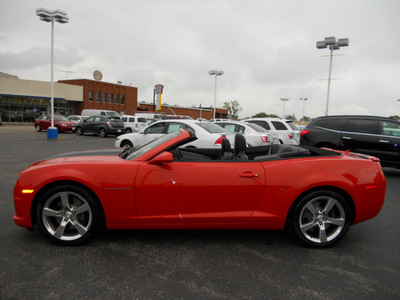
[{"xmin": 249, "ymin": 156, "xmax": 386, "ymax": 229}]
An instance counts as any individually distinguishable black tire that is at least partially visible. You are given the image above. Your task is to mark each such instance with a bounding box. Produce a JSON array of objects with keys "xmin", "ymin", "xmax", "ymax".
[
  {"xmin": 76, "ymin": 127, "xmax": 83, "ymax": 136},
  {"xmin": 35, "ymin": 124, "xmax": 42, "ymax": 132},
  {"xmin": 36, "ymin": 185, "xmax": 103, "ymax": 245},
  {"xmin": 288, "ymin": 190, "xmax": 351, "ymax": 248},
  {"xmin": 99, "ymin": 128, "xmax": 107, "ymax": 138},
  {"xmin": 55, "ymin": 125, "xmax": 61, "ymax": 133},
  {"xmin": 121, "ymin": 140, "xmax": 133, "ymax": 148},
  {"xmin": 126, "ymin": 128, "xmax": 132, "ymax": 133}
]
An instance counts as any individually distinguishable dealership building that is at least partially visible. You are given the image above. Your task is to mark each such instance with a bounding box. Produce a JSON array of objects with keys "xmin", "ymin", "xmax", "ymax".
[{"xmin": 0, "ymin": 72, "xmax": 227, "ymax": 122}]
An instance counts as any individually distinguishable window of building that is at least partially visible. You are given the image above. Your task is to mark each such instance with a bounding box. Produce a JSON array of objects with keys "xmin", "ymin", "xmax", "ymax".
[
  {"xmin": 95, "ymin": 92, "xmax": 100, "ymax": 103},
  {"xmin": 121, "ymin": 95, "xmax": 125, "ymax": 105},
  {"xmin": 89, "ymin": 91, "xmax": 93, "ymax": 102},
  {"xmin": 109, "ymin": 94, "xmax": 113, "ymax": 104},
  {"xmin": 115, "ymin": 95, "xmax": 119, "ymax": 104},
  {"xmin": 102, "ymin": 93, "xmax": 107, "ymax": 103}
]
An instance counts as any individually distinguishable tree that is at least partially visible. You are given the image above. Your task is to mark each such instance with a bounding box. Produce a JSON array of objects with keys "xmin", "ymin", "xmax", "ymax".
[
  {"xmin": 389, "ymin": 115, "xmax": 400, "ymax": 120},
  {"xmin": 223, "ymin": 100, "xmax": 242, "ymax": 119},
  {"xmin": 285, "ymin": 114, "xmax": 297, "ymax": 121},
  {"xmin": 251, "ymin": 112, "xmax": 280, "ymax": 118}
]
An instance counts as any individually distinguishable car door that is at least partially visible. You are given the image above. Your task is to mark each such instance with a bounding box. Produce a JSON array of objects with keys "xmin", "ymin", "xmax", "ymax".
[
  {"xmin": 82, "ymin": 116, "xmax": 96, "ymax": 133},
  {"xmin": 135, "ymin": 122, "xmax": 168, "ymax": 146},
  {"xmin": 135, "ymin": 160, "xmax": 266, "ymax": 225},
  {"xmin": 40, "ymin": 116, "xmax": 51, "ymax": 130},
  {"xmin": 377, "ymin": 120, "xmax": 400, "ymax": 162},
  {"xmin": 341, "ymin": 119, "xmax": 380, "ymax": 157}
]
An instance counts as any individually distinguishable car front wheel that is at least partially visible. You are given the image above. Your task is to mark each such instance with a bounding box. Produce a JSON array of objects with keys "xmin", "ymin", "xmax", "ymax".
[
  {"xmin": 121, "ymin": 140, "xmax": 133, "ymax": 148},
  {"xmin": 36, "ymin": 185, "xmax": 103, "ymax": 245},
  {"xmin": 99, "ymin": 128, "xmax": 107, "ymax": 138},
  {"xmin": 76, "ymin": 127, "xmax": 83, "ymax": 135},
  {"xmin": 288, "ymin": 190, "xmax": 351, "ymax": 248}
]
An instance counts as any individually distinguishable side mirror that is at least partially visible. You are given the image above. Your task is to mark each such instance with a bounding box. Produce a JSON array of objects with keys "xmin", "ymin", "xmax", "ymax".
[{"xmin": 148, "ymin": 151, "xmax": 174, "ymax": 165}]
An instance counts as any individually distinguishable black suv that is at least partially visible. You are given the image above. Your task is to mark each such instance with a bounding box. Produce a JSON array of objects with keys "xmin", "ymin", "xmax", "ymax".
[
  {"xmin": 76, "ymin": 116, "xmax": 125, "ymax": 137},
  {"xmin": 300, "ymin": 115, "xmax": 400, "ymax": 168}
]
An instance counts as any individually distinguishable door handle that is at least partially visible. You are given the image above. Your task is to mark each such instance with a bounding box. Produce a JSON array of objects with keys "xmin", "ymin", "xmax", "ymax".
[
  {"xmin": 342, "ymin": 136, "xmax": 352, "ymax": 140},
  {"xmin": 379, "ymin": 140, "xmax": 389, "ymax": 143},
  {"xmin": 239, "ymin": 171, "xmax": 258, "ymax": 178}
]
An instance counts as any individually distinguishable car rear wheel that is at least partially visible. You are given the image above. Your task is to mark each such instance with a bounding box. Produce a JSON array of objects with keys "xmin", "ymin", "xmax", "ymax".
[
  {"xmin": 76, "ymin": 127, "xmax": 83, "ymax": 135},
  {"xmin": 288, "ymin": 190, "xmax": 351, "ymax": 248},
  {"xmin": 99, "ymin": 128, "xmax": 107, "ymax": 138},
  {"xmin": 35, "ymin": 124, "xmax": 42, "ymax": 132},
  {"xmin": 121, "ymin": 140, "xmax": 133, "ymax": 148},
  {"xmin": 126, "ymin": 128, "xmax": 132, "ymax": 133},
  {"xmin": 36, "ymin": 185, "xmax": 102, "ymax": 245}
]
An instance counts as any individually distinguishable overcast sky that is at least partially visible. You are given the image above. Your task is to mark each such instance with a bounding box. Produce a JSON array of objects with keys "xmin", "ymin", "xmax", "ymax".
[{"xmin": 1, "ymin": 0, "xmax": 400, "ymax": 119}]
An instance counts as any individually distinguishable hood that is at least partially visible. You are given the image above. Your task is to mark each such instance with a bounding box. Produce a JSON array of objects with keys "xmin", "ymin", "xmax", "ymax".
[{"xmin": 48, "ymin": 148, "xmax": 123, "ymax": 159}]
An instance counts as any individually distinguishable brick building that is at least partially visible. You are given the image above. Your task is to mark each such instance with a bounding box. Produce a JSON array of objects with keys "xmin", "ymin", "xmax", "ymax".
[
  {"xmin": 138, "ymin": 102, "xmax": 228, "ymax": 120},
  {"xmin": 59, "ymin": 79, "xmax": 138, "ymax": 115}
]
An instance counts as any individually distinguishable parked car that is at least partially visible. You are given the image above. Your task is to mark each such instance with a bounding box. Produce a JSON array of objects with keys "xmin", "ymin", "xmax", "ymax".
[
  {"xmin": 300, "ymin": 115, "xmax": 400, "ymax": 168},
  {"xmin": 121, "ymin": 115, "xmax": 148, "ymax": 133},
  {"xmin": 115, "ymin": 119, "xmax": 234, "ymax": 148},
  {"xmin": 215, "ymin": 120, "xmax": 279, "ymax": 146},
  {"xmin": 13, "ymin": 128, "xmax": 386, "ymax": 247},
  {"xmin": 75, "ymin": 116, "xmax": 125, "ymax": 137},
  {"xmin": 67, "ymin": 115, "xmax": 89, "ymax": 124},
  {"xmin": 245, "ymin": 118, "xmax": 298, "ymax": 144},
  {"xmin": 34, "ymin": 115, "xmax": 76, "ymax": 133}
]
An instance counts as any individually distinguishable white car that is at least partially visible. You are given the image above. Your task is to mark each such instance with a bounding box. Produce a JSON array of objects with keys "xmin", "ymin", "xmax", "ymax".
[
  {"xmin": 121, "ymin": 115, "xmax": 148, "ymax": 133},
  {"xmin": 115, "ymin": 119, "xmax": 235, "ymax": 148},
  {"xmin": 215, "ymin": 120, "xmax": 279, "ymax": 146},
  {"xmin": 244, "ymin": 118, "xmax": 298, "ymax": 145}
]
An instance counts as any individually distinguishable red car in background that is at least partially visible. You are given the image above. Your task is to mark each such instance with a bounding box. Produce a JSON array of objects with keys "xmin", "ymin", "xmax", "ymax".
[
  {"xmin": 13, "ymin": 129, "xmax": 386, "ymax": 247},
  {"xmin": 34, "ymin": 115, "xmax": 76, "ymax": 133}
]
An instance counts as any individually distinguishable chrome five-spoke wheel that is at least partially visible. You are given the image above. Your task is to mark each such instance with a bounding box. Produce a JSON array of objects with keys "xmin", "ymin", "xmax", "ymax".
[
  {"xmin": 289, "ymin": 190, "xmax": 351, "ymax": 247},
  {"xmin": 37, "ymin": 185, "xmax": 102, "ymax": 245}
]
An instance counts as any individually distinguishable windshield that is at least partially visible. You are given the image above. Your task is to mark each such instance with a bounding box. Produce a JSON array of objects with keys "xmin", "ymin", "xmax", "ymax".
[
  {"xmin": 106, "ymin": 111, "xmax": 122, "ymax": 118},
  {"xmin": 55, "ymin": 115, "xmax": 69, "ymax": 121},
  {"xmin": 286, "ymin": 121, "xmax": 299, "ymax": 130},
  {"xmin": 246, "ymin": 122, "xmax": 268, "ymax": 132},
  {"xmin": 195, "ymin": 122, "xmax": 229, "ymax": 133},
  {"xmin": 123, "ymin": 130, "xmax": 183, "ymax": 161}
]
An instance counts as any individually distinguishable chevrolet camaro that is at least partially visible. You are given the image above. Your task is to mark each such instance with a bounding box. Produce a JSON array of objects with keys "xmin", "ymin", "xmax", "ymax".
[{"xmin": 13, "ymin": 129, "xmax": 386, "ymax": 247}]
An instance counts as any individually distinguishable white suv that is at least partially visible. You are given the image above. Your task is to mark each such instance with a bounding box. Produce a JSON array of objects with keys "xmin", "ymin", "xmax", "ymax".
[
  {"xmin": 121, "ymin": 115, "xmax": 148, "ymax": 133},
  {"xmin": 244, "ymin": 118, "xmax": 298, "ymax": 144}
]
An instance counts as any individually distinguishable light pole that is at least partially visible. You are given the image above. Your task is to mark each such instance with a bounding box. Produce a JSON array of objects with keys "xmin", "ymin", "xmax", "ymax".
[
  {"xmin": 316, "ymin": 36, "xmax": 349, "ymax": 116},
  {"xmin": 300, "ymin": 97, "xmax": 308, "ymax": 125},
  {"xmin": 36, "ymin": 8, "xmax": 69, "ymax": 139},
  {"xmin": 280, "ymin": 98, "xmax": 289, "ymax": 119},
  {"xmin": 208, "ymin": 70, "xmax": 224, "ymax": 119}
]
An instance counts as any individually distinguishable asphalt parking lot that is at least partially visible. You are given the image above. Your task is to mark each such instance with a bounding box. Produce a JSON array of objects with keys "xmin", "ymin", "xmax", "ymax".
[{"xmin": 1, "ymin": 125, "xmax": 399, "ymax": 299}]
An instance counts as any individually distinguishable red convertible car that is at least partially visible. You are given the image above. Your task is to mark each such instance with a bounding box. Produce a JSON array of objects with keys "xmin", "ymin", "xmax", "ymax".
[{"xmin": 13, "ymin": 129, "xmax": 386, "ymax": 247}]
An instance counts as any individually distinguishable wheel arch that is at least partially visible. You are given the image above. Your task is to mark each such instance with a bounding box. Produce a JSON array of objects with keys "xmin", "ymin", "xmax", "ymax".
[
  {"xmin": 30, "ymin": 180, "xmax": 106, "ymax": 228},
  {"xmin": 285, "ymin": 185, "xmax": 356, "ymax": 229}
]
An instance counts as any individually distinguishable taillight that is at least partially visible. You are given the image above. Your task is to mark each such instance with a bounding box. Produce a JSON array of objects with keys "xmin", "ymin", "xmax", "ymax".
[
  {"xmin": 261, "ymin": 135, "xmax": 269, "ymax": 143},
  {"xmin": 215, "ymin": 136, "xmax": 226, "ymax": 145},
  {"xmin": 300, "ymin": 130, "xmax": 310, "ymax": 136}
]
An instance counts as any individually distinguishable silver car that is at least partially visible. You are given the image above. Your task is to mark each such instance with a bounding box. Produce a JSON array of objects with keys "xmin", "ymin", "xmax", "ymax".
[{"xmin": 215, "ymin": 120, "xmax": 279, "ymax": 146}]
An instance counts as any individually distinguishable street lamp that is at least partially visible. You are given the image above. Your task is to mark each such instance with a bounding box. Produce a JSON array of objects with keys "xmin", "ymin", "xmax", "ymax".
[
  {"xmin": 36, "ymin": 8, "xmax": 69, "ymax": 139},
  {"xmin": 300, "ymin": 97, "xmax": 308, "ymax": 125},
  {"xmin": 208, "ymin": 70, "xmax": 224, "ymax": 119},
  {"xmin": 316, "ymin": 36, "xmax": 349, "ymax": 116},
  {"xmin": 280, "ymin": 98, "xmax": 289, "ymax": 119}
]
